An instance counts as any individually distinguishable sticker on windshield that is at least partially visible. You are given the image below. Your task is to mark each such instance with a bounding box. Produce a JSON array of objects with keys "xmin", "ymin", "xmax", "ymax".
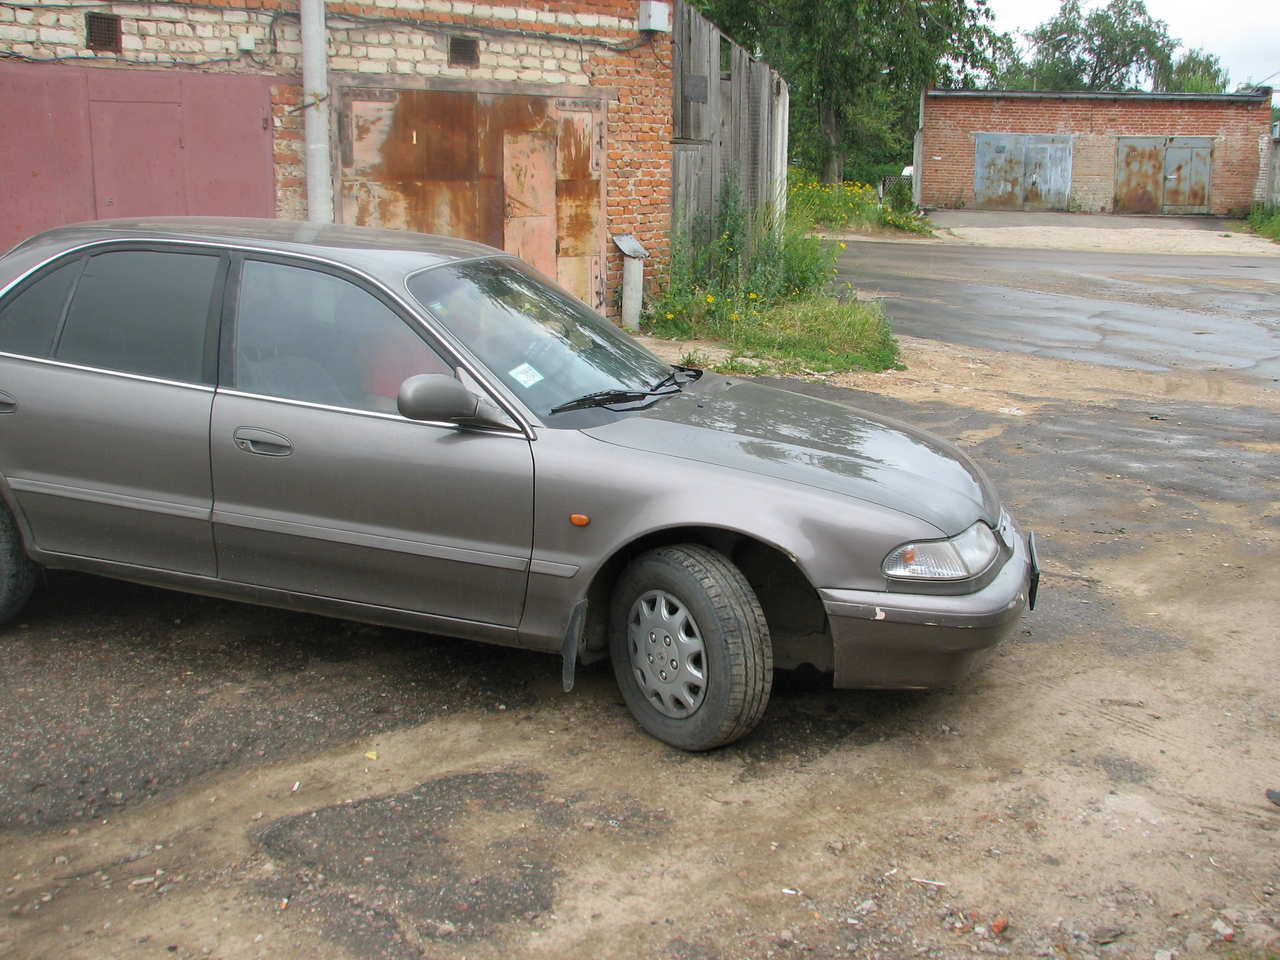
[{"xmin": 509, "ymin": 362, "xmax": 544, "ymax": 388}]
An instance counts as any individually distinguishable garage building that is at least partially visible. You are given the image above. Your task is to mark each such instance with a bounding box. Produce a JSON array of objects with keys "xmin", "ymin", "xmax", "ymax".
[
  {"xmin": 0, "ymin": 1, "xmax": 786, "ymax": 317},
  {"xmin": 915, "ymin": 88, "xmax": 1274, "ymax": 216}
]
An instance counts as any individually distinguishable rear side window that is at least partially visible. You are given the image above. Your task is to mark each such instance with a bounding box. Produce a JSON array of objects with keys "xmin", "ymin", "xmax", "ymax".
[
  {"xmin": 0, "ymin": 259, "xmax": 80, "ymax": 358},
  {"xmin": 57, "ymin": 250, "xmax": 220, "ymax": 384}
]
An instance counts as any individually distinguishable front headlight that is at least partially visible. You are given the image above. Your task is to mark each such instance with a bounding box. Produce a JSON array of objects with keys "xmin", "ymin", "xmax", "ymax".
[{"xmin": 882, "ymin": 522, "xmax": 1000, "ymax": 580}]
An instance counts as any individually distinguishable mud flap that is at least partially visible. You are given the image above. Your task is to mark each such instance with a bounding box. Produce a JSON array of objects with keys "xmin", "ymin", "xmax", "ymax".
[
  {"xmin": 561, "ymin": 598, "xmax": 588, "ymax": 693},
  {"xmin": 1027, "ymin": 531, "xmax": 1040, "ymax": 611}
]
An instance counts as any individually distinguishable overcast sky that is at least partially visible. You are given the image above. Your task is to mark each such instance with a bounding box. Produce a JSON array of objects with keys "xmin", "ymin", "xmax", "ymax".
[{"xmin": 984, "ymin": 0, "xmax": 1280, "ymax": 102}]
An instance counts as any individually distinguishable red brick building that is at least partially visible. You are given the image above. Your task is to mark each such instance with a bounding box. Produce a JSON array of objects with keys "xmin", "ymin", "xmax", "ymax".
[
  {"xmin": 915, "ymin": 89, "xmax": 1274, "ymax": 216},
  {"xmin": 0, "ymin": 0, "xmax": 678, "ymax": 313}
]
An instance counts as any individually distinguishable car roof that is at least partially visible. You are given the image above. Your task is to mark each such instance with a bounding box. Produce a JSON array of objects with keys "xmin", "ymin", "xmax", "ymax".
[{"xmin": 4, "ymin": 217, "xmax": 506, "ymax": 286}]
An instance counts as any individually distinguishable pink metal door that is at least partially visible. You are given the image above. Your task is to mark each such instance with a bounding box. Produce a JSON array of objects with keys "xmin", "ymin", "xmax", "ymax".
[
  {"xmin": 0, "ymin": 63, "xmax": 275, "ymax": 250},
  {"xmin": 180, "ymin": 73, "xmax": 277, "ymax": 218},
  {"xmin": 90, "ymin": 100, "xmax": 186, "ymax": 218},
  {"xmin": 0, "ymin": 63, "xmax": 94, "ymax": 250}
]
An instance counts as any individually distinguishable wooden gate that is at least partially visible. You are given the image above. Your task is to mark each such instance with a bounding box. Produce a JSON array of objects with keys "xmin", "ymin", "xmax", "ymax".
[
  {"xmin": 338, "ymin": 86, "xmax": 606, "ymax": 310},
  {"xmin": 974, "ymin": 133, "xmax": 1072, "ymax": 210}
]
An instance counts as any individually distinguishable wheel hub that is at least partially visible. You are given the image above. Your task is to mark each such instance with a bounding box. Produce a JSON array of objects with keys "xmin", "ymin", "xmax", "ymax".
[{"xmin": 626, "ymin": 589, "xmax": 707, "ymax": 718}]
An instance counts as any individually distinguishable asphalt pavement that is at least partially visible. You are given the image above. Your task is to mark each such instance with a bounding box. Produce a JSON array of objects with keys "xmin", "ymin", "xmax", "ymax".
[{"xmin": 837, "ymin": 240, "xmax": 1280, "ymax": 382}]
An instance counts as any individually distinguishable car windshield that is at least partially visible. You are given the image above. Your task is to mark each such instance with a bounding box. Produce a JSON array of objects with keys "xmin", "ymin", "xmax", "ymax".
[{"xmin": 407, "ymin": 258, "xmax": 672, "ymax": 419}]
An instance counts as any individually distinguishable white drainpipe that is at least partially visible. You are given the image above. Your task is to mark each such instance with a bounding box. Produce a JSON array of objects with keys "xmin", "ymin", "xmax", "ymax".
[{"xmin": 300, "ymin": 0, "xmax": 333, "ymax": 223}]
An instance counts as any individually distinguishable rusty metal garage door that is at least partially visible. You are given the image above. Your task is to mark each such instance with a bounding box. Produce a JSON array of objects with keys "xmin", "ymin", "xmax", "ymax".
[
  {"xmin": 1115, "ymin": 137, "xmax": 1212, "ymax": 215},
  {"xmin": 1162, "ymin": 137, "xmax": 1212, "ymax": 214},
  {"xmin": 974, "ymin": 133, "xmax": 1072, "ymax": 210},
  {"xmin": 1114, "ymin": 137, "xmax": 1164, "ymax": 213},
  {"xmin": 0, "ymin": 63, "xmax": 276, "ymax": 252},
  {"xmin": 339, "ymin": 87, "xmax": 606, "ymax": 311}
]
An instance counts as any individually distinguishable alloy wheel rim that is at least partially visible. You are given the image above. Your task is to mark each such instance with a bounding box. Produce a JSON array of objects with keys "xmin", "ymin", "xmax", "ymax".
[{"xmin": 626, "ymin": 589, "xmax": 707, "ymax": 718}]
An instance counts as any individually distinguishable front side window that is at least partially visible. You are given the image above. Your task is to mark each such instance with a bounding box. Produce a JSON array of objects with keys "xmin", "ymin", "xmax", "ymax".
[
  {"xmin": 0, "ymin": 259, "xmax": 80, "ymax": 358},
  {"xmin": 57, "ymin": 250, "xmax": 220, "ymax": 383},
  {"xmin": 233, "ymin": 260, "xmax": 451, "ymax": 414},
  {"xmin": 407, "ymin": 258, "xmax": 670, "ymax": 418}
]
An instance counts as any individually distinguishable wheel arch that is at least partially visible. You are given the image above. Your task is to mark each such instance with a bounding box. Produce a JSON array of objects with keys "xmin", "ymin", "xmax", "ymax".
[
  {"xmin": 0, "ymin": 470, "xmax": 37, "ymax": 555},
  {"xmin": 578, "ymin": 524, "xmax": 832, "ymax": 674}
]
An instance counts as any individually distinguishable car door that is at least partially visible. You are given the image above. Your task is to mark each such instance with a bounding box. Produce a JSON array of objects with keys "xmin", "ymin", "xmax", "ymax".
[
  {"xmin": 210, "ymin": 255, "xmax": 535, "ymax": 626},
  {"xmin": 0, "ymin": 245, "xmax": 224, "ymax": 575}
]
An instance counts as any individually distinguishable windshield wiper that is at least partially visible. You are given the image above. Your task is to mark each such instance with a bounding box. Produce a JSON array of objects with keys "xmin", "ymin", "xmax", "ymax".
[
  {"xmin": 549, "ymin": 365, "xmax": 702, "ymax": 416},
  {"xmin": 649, "ymin": 363, "xmax": 703, "ymax": 393},
  {"xmin": 549, "ymin": 386, "xmax": 680, "ymax": 415}
]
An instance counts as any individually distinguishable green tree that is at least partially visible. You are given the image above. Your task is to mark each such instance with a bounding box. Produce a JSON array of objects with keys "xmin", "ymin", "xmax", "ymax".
[
  {"xmin": 697, "ymin": 0, "xmax": 1004, "ymax": 183},
  {"xmin": 1005, "ymin": 0, "xmax": 1177, "ymax": 91},
  {"xmin": 1155, "ymin": 49, "xmax": 1230, "ymax": 93}
]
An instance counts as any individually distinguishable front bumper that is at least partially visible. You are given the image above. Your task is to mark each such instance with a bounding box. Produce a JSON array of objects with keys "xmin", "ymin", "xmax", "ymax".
[{"xmin": 821, "ymin": 529, "xmax": 1038, "ymax": 689}]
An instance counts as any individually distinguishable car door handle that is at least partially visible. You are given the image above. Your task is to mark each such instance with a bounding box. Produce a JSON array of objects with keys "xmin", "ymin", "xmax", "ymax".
[
  {"xmin": 233, "ymin": 427, "xmax": 292, "ymax": 457},
  {"xmin": 0, "ymin": 390, "xmax": 15, "ymax": 414}
]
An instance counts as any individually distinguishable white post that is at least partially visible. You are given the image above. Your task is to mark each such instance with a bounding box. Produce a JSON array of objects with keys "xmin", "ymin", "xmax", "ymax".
[
  {"xmin": 622, "ymin": 255, "xmax": 644, "ymax": 331},
  {"xmin": 300, "ymin": 0, "xmax": 333, "ymax": 223}
]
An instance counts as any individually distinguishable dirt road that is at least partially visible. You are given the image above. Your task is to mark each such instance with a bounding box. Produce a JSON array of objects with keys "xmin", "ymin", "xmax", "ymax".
[
  {"xmin": 3, "ymin": 328, "xmax": 1278, "ymax": 960},
  {"xmin": 925, "ymin": 210, "xmax": 1280, "ymax": 258}
]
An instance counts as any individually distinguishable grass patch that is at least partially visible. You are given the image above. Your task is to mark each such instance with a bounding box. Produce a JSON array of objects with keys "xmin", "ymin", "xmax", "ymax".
[
  {"xmin": 656, "ymin": 296, "xmax": 900, "ymax": 376},
  {"xmin": 647, "ymin": 173, "xmax": 901, "ymax": 376},
  {"xmin": 787, "ymin": 170, "xmax": 932, "ymax": 235},
  {"xmin": 721, "ymin": 297, "xmax": 899, "ymax": 374},
  {"xmin": 1245, "ymin": 203, "xmax": 1280, "ymax": 241}
]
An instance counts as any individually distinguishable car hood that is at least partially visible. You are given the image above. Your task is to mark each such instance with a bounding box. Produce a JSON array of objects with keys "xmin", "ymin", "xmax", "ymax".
[{"xmin": 581, "ymin": 374, "xmax": 1000, "ymax": 534}]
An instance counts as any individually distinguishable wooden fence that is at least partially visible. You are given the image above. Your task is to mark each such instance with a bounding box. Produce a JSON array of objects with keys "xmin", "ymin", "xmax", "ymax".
[{"xmin": 671, "ymin": 1, "xmax": 789, "ymax": 239}]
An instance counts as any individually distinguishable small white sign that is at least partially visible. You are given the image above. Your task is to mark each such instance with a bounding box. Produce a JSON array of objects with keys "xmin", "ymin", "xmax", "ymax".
[{"xmin": 509, "ymin": 362, "xmax": 544, "ymax": 388}]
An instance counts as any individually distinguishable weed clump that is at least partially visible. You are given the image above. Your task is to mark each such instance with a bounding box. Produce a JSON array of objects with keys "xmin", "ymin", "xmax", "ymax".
[
  {"xmin": 1245, "ymin": 204, "xmax": 1280, "ymax": 242},
  {"xmin": 647, "ymin": 174, "xmax": 901, "ymax": 375}
]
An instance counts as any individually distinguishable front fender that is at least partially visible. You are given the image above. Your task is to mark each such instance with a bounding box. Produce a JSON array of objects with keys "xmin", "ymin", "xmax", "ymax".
[{"xmin": 516, "ymin": 429, "xmax": 941, "ymax": 651}]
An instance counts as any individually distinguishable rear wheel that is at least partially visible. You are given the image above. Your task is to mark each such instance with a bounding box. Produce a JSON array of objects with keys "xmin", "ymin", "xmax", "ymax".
[
  {"xmin": 609, "ymin": 544, "xmax": 772, "ymax": 750},
  {"xmin": 0, "ymin": 500, "xmax": 36, "ymax": 625}
]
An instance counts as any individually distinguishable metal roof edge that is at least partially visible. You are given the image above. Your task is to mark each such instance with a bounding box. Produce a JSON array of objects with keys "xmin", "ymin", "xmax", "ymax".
[{"xmin": 924, "ymin": 87, "xmax": 1272, "ymax": 104}]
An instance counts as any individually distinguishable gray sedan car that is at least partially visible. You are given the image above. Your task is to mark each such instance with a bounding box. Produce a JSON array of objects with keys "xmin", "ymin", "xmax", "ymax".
[{"xmin": 0, "ymin": 219, "xmax": 1037, "ymax": 750}]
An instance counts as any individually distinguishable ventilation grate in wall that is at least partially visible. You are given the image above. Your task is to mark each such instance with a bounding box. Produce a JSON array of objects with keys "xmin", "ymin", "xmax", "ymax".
[
  {"xmin": 85, "ymin": 12, "xmax": 123, "ymax": 53},
  {"xmin": 448, "ymin": 35, "xmax": 479, "ymax": 68}
]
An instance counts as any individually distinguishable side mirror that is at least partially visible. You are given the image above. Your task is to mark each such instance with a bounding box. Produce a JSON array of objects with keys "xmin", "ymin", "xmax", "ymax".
[{"xmin": 397, "ymin": 374, "xmax": 514, "ymax": 430}]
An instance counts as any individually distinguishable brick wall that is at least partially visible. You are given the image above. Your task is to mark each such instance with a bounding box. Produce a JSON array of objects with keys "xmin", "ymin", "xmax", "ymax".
[
  {"xmin": 0, "ymin": 0, "xmax": 673, "ymax": 310},
  {"xmin": 919, "ymin": 92, "xmax": 1273, "ymax": 215}
]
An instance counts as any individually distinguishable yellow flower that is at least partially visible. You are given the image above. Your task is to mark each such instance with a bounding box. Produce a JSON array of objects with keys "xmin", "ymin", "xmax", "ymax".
[
  {"xmin": 705, "ymin": 294, "xmax": 716, "ymax": 304},
  {"xmin": 748, "ymin": 292, "xmax": 758, "ymax": 299},
  {"xmin": 665, "ymin": 312, "xmax": 675, "ymax": 319},
  {"xmin": 839, "ymin": 242, "xmax": 847, "ymax": 249}
]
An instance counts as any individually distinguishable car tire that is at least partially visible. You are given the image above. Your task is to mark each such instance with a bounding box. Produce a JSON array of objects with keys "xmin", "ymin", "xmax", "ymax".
[
  {"xmin": 609, "ymin": 544, "xmax": 772, "ymax": 751},
  {"xmin": 0, "ymin": 499, "xmax": 36, "ymax": 625}
]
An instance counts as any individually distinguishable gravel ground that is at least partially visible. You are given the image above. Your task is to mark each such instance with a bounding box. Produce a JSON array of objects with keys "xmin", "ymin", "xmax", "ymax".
[
  {"xmin": 4, "ymin": 205, "xmax": 1280, "ymax": 960},
  {"xmin": 3, "ymin": 332, "xmax": 1278, "ymax": 960}
]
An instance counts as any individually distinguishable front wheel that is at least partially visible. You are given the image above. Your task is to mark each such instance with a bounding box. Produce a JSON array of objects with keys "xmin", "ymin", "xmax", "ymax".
[{"xmin": 609, "ymin": 544, "xmax": 772, "ymax": 750}]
